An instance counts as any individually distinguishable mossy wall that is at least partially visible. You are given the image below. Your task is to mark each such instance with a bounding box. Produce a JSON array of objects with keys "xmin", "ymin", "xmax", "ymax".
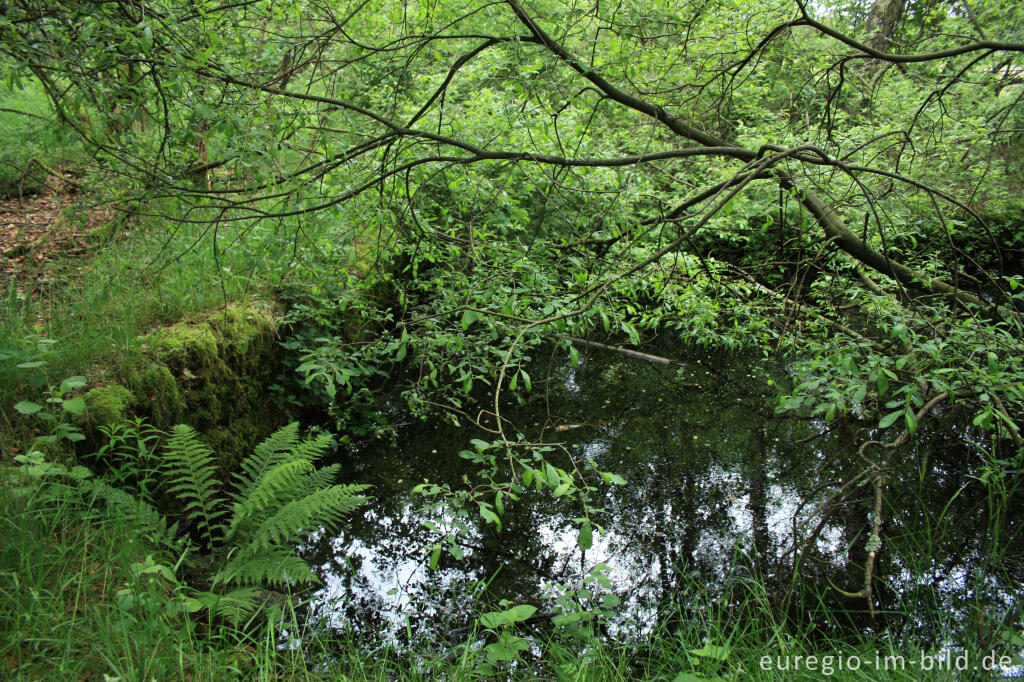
[{"xmin": 83, "ymin": 303, "xmax": 285, "ymax": 471}]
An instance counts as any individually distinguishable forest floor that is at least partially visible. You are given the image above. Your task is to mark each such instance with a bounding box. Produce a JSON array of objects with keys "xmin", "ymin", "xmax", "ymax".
[{"xmin": 0, "ymin": 172, "xmax": 116, "ymax": 326}]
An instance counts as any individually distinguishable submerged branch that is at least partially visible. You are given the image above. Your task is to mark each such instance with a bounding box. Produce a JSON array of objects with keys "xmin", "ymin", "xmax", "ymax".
[{"xmin": 565, "ymin": 336, "xmax": 684, "ymax": 367}]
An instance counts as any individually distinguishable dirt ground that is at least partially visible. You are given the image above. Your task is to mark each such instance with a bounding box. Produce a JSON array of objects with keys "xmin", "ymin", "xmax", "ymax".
[{"xmin": 1, "ymin": 171, "xmax": 116, "ymax": 321}]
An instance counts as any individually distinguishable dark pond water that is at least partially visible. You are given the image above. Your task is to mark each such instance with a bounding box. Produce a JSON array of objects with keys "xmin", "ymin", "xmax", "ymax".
[{"xmin": 300, "ymin": 343, "xmax": 1024, "ymax": 651}]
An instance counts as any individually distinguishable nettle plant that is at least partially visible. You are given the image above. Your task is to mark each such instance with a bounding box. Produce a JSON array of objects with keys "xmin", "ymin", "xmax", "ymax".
[{"xmin": 14, "ymin": 375, "xmax": 89, "ymax": 450}]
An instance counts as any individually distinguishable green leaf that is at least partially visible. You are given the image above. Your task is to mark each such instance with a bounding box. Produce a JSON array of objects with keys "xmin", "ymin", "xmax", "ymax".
[
  {"xmin": 689, "ymin": 643, "xmax": 730, "ymax": 660},
  {"xmin": 461, "ymin": 309, "xmax": 480, "ymax": 330},
  {"xmin": 14, "ymin": 401, "xmax": 43, "ymax": 415},
  {"xmin": 876, "ymin": 372, "xmax": 889, "ymax": 396},
  {"xmin": 601, "ymin": 471, "xmax": 626, "ymax": 485},
  {"xmin": 429, "ymin": 544, "xmax": 441, "ymax": 571},
  {"xmin": 1000, "ymin": 628, "xmax": 1024, "ymax": 647},
  {"xmin": 60, "ymin": 376, "xmax": 87, "ymax": 392},
  {"xmin": 62, "ymin": 396, "xmax": 86, "ymax": 416},
  {"xmin": 578, "ymin": 521, "xmax": 593, "ymax": 551},
  {"xmin": 878, "ymin": 410, "xmax": 902, "ymax": 429},
  {"xmin": 905, "ymin": 408, "xmax": 918, "ymax": 436},
  {"xmin": 481, "ymin": 604, "xmax": 537, "ymax": 628},
  {"xmin": 479, "ymin": 504, "xmax": 501, "ymax": 530},
  {"xmin": 620, "ymin": 320, "xmax": 640, "ymax": 345}
]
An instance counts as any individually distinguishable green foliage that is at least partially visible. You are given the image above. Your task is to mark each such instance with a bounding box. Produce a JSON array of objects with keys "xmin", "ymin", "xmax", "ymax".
[
  {"xmin": 0, "ymin": 148, "xmax": 45, "ymax": 198},
  {"xmin": 154, "ymin": 422, "xmax": 369, "ymax": 622},
  {"xmin": 4, "ymin": 0, "xmax": 1024, "ymax": 674},
  {"xmin": 13, "ymin": 374, "xmax": 88, "ymax": 452}
]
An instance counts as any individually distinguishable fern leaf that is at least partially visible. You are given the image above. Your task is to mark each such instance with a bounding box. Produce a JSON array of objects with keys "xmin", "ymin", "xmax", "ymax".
[
  {"xmin": 248, "ymin": 484, "xmax": 370, "ymax": 553},
  {"xmin": 231, "ymin": 422, "xmax": 300, "ymax": 502},
  {"xmin": 289, "ymin": 430, "xmax": 335, "ymax": 464},
  {"xmin": 191, "ymin": 587, "xmax": 261, "ymax": 627},
  {"xmin": 226, "ymin": 458, "xmax": 315, "ymax": 541},
  {"xmin": 216, "ymin": 551, "xmax": 317, "ymax": 588},
  {"xmin": 163, "ymin": 424, "xmax": 225, "ymax": 548},
  {"xmin": 83, "ymin": 478, "xmax": 181, "ymax": 549},
  {"xmin": 295, "ymin": 463, "xmax": 342, "ymax": 497}
]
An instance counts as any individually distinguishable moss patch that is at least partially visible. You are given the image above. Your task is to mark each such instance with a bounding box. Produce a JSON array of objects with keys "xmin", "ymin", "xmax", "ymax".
[
  {"xmin": 147, "ymin": 324, "xmax": 220, "ymax": 373},
  {"xmin": 110, "ymin": 302, "xmax": 285, "ymax": 471},
  {"xmin": 126, "ymin": 363, "xmax": 185, "ymax": 427},
  {"xmin": 82, "ymin": 385, "xmax": 135, "ymax": 429}
]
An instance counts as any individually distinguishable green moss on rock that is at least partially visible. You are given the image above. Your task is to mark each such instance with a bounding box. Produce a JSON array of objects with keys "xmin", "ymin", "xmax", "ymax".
[
  {"xmin": 148, "ymin": 324, "xmax": 219, "ymax": 373},
  {"xmin": 125, "ymin": 363, "xmax": 185, "ymax": 428},
  {"xmin": 113, "ymin": 303, "xmax": 286, "ymax": 471},
  {"xmin": 208, "ymin": 304, "xmax": 278, "ymax": 370},
  {"xmin": 82, "ymin": 385, "xmax": 136, "ymax": 429}
]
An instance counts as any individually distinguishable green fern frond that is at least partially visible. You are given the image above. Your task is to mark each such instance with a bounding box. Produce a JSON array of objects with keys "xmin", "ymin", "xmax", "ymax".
[
  {"xmin": 83, "ymin": 478, "xmax": 181, "ymax": 549},
  {"xmin": 247, "ymin": 484, "xmax": 370, "ymax": 553},
  {"xmin": 288, "ymin": 430, "xmax": 334, "ymax": 464},
  {"xmin": 295, "ymin": 463, "xmax": 342, "ymax": 497},
  {"xmin": 226, "ymin": 458, "xmax": 316, "ymax": 540},
  {"xmin": 191, "ymin": 587, "xmax": 262, "ymax": 627},
  {"xmin": 215, "ymin": 551, "xmax": 317, "ymax": 588},
  {"xmin": 163, "ymin": 424, "xmax": 225, "ymax": 549},
  {"xmin": 147, "ymin": 422, "xmax": 368, "ymax": 623},
  {"xmin": 231, "ymin": 422, "xmax": 301, "ymax": 502}
]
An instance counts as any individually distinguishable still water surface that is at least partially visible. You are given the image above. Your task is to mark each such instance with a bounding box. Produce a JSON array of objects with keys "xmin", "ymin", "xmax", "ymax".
[{"xmin": 301, "ymin": 344, "xmax": 1022, "ymax": 649}]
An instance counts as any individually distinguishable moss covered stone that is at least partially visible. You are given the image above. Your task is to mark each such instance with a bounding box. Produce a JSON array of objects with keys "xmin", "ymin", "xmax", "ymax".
[
  {"xmin": 107, "ymin": 303, "xmax": 286, "ymax": 472},
  {"xmin": 208, "ymin": 304, "xmax": 278, "ymax": 371},
  {"xmin": 148, "ymin": 324, "xmax": 220, "ymax": 373},
  {"xmin": 126, "ymin": 363, "xmax": 185, "ymax": 428},
  {"xmin": 82, "ymin": 385, "xmax": 136, "ymax": 429}
]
